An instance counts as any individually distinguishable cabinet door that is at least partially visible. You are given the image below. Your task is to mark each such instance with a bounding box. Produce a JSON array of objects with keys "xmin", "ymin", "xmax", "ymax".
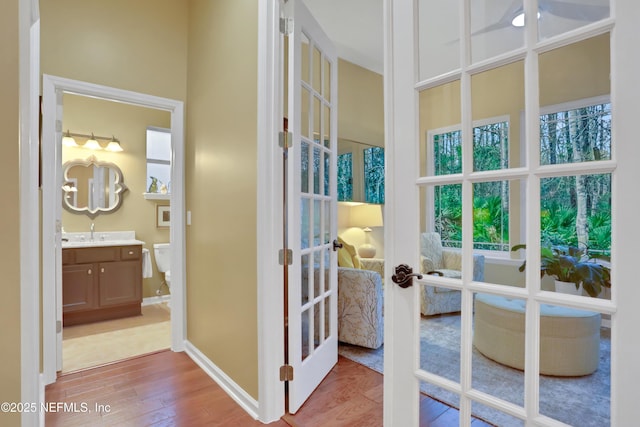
[
  {"xmin": 98, "ymin": 260, "xmax": 142, "ymax": 307},
  {"xmin": 62, "ymin": 263, "xmax": 96, "ymax": 312}
]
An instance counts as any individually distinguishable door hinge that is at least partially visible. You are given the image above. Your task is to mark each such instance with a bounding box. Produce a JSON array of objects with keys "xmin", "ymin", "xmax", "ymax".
[
  {"xmin": 55, "ymin": 120, "xmax": 63, "ymax": 133},
  {"xmin": 56, "ymin": 320, "xmax": 62, "ymax": 334},
  {"xmin": 280, "ymin": 17, "xmax": 293, "ymax": 35},
  {"xmin": 280, "ymin": 364, "xmax": 294, "ymax": 381},
  {"xmin": 279, "ymin": 249, "xmax": 293, "ymax": 265},
  {"xmin": 279, "ymin": 131, "xmax": 292, "ymax": 148}
]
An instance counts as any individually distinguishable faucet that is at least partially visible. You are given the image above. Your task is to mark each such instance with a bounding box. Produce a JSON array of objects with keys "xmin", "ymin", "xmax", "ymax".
[{"xmin": 90, "ymin": 223, "xmax": 95, "ymax": 241}]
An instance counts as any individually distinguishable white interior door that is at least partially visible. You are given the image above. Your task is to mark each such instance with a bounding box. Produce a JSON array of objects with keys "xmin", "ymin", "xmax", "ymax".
[
  {"xmin": 286, "ymin": 0, "xmax": 339, "ymax": 414},
  {"xmin": 383, "ymin": 0, "xmax": 640, "ymax": 426}
]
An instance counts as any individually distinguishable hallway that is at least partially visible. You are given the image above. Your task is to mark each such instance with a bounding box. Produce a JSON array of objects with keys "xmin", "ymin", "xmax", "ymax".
[{"xmin": 45, "ymin": 350, "xmax": 489, "ymax": 426}]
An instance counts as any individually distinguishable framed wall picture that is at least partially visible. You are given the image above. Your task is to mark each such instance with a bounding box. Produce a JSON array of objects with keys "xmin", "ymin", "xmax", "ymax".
[{"xmin": 157, "ymin": 205, "xmax": 170, "ymax": 228}]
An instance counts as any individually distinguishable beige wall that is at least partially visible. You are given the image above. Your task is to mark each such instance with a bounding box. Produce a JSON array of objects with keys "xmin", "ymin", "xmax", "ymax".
[
  {"xmin": 61, "ymin": 94, "xmax": 171, "ymax": 298},
  {"xmin": 338, "ymin": 58, "xmax": 385, "ymax": 146},
  {"xmin": 40, "ymin": 0, "xmax": 188, "ymax": 101},
  {"xmin": 186, "ymin": 0, "xmax": 259, "ymax": 398},
  {"xmin": 0, "ymin": 1, "xmax": 22, "ymax": 425}
]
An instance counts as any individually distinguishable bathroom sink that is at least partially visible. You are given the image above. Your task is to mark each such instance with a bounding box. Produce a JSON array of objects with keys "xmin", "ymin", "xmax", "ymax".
[{"xmin": 61, "ymin": 231, "xmax": 145, "ymax": 248}]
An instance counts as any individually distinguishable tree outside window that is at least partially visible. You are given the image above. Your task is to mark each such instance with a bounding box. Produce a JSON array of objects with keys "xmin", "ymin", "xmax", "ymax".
[
  {"xmin": 431, "ymin": 120, "xmax": 510, "ymax": 250},
  {"xmin": 363, "ymin": 146, "xmax": 385, "ymax": 204},
  {"xmin": 430, "ymin": 101, "xmax": 611, "ymax": 254},
  {"xmin": 539, "ymin": 102, "xmax": 611, "ymax": 253},
  {"xmin": 337, "ymin": 153, "xmax": 353, "ymax": 201}
]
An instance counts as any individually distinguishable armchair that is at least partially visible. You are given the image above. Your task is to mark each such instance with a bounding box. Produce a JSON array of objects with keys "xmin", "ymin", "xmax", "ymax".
[
  {"xmin": 359, "ymin": 258, "xmax": 385, "ymax": 282},
  {"xmin": 420, "ymin": 232, "xmax": 485, "ymax": 316},
  {"xmin": 337, "ymin": 267, "xmax": 384, "ymax": 349}
]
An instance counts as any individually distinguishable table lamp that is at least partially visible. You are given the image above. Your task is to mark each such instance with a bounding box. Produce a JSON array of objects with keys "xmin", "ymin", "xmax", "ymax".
[{"xmin": 349, "ymin": 204, "xmax": 383, "ymax": 258}]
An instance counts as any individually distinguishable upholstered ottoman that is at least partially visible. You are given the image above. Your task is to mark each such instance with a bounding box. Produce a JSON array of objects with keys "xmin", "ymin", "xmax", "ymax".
[{"xmin": 473, "ymin": 294, "xmax": 601, "ymax": 376}]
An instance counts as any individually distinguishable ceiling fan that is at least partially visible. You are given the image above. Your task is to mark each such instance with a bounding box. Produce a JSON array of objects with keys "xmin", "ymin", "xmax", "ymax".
[{"xmin": 472, "ymin": 0, "xmax": 609, "ymax": 36}]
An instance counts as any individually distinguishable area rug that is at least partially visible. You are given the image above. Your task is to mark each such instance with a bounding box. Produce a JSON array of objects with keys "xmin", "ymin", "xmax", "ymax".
[{"xmin": 338, "ymin": 313, "xmax": 610, "ymax": 427}]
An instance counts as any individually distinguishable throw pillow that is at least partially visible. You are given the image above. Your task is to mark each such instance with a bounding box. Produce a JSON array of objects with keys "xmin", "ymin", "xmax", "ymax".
[{"xmin": 337, "ymin": 236, "xmax": 361, "ymax": 269}]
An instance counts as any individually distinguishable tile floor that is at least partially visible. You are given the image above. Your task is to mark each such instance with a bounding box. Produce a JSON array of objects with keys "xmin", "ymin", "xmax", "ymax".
[{"xmin": 62, "ymin": 302, "xmax": 171, "ymax": 373}]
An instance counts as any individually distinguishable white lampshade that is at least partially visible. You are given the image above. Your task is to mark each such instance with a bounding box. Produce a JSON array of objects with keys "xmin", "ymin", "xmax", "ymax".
[
  {"xmin": 61, "ymin": 130, "xmax": 78, "ymax": 147},
  {"xmin": 105, "ymin": 136, "xmax": 123, "ymax": 152},
  {"xmin": 83, "ymin": 133, "xmax": 102, "ymax": 150},
  {"xmin": 349, "ymin": 204, "xmax": 383, "ymax": 230}
]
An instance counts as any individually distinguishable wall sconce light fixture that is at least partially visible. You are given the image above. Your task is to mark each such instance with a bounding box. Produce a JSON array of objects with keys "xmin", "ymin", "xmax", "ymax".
[{"xmin": 62, "ymin": 131, "xmax": 123, "ymax": 152}]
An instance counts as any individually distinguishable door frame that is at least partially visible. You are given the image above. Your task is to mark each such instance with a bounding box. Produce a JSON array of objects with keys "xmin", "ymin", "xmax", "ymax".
[
  {"xmin": 41, "ymin": 74, "xmax": 186, "ymax": 384},
  {"xmin": 19, "ymin": 0, "xmax": 42, "ymax": 425},
  {"xmin": 256, "ymin": 0, "xmax": 286, "ymax": 422}
]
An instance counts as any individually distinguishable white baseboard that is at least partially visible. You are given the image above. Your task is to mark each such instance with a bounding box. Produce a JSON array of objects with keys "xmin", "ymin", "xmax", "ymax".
[
  {"xmin": 142, "ymin": 294, "xmax": 171, "ymax": 306},
  {"xmin": 184, "ymin": 340, "xmax": 259, "ymax": 420}
]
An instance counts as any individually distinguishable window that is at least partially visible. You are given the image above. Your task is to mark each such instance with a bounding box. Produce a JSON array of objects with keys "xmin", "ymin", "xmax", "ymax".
[
  {"xmin": 146, "ymin": 127, "xmax": 171, "ymax": 194},
  {"xmin": 428, "ymin": 100, "xmax": 612, "ymax": 254},
  {"xmin": 429, "ymin": 119, "xmax": 510, "ymax": 250},
  {"xmin": 363, "ymin": 146, "xmax": 385, "ymax": 204},
  {"xmin": 337, "ymin": 152, "xmax": 353, "ymax": 201},
  {"xmin": 539, "ymin": 100, "xmax": 611, "ymax": 252}
]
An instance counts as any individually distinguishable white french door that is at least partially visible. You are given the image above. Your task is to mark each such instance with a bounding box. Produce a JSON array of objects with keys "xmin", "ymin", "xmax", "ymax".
[
  {"xmin": 285, "ymin": 0, "xmax": 339, "ymax": 413},
  {"xmin": 384, "ymin": 0, "xmax": 640, "ymax": 426}
]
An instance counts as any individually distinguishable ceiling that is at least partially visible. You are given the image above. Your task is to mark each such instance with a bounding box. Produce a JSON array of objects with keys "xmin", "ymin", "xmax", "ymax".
[
  {"xmin": 301, "ymin": 0, "xmax": 609, "ymax": 78},
  {"xmin": 302, "ymin": 0, "xmax": 384, "ymax": 75}
]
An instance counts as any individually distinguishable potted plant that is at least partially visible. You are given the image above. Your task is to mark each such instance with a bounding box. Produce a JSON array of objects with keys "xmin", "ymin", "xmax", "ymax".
[{"xmin": 511, "ymin": 244, "xmax": 611, "ymax": 297}]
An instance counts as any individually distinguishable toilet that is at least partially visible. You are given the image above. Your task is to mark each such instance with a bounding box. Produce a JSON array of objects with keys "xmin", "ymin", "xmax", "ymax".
[{"xmin": 153, "ymin": 243, "xmax": 171, "ymax": 288}]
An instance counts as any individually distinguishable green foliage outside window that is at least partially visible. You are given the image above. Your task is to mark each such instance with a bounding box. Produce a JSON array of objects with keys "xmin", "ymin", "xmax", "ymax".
[
  {"xmin": 433, "ymin": 122, "xmax": 510, "ymax": 250},
  {"xmin": 432, "ymin": 102, "xmax": 611, "ymax": 253},
  {"xmin": 539, "ymin": 103, "xmax": 611, "ymax": 253}
]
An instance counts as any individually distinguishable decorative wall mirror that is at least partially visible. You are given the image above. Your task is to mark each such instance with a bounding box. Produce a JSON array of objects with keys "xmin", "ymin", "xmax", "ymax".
[
  {"xmin": 62, "ymin": 155, "xmax": 128, "ymax": 219},
  {"xmin": 338, "ymin": 138, "xmax": 385, "ymax": 203}
]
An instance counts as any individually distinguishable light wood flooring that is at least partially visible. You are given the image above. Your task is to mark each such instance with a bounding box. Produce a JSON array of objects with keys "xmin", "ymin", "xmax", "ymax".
[
  {"xmin": 46, "ymin": 350, "xmax": 492, "ymax": 426},
  {"xmin": 62, "ymin": 303, "xmax": 171, "ymax": 373}
]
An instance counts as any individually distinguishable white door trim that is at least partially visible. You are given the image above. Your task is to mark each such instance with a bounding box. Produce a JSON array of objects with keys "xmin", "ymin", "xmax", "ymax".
[
  {"xmin": 41, "ymin": 74, "xmax": 186, "ymax": 384},
  {"xmin": 382, "ymin": 0, "xmax": 421, "ymax": 425},
  {"xmin": 19, "ymin": 0, "xmax": 41, "ymax": 425},
  {"xmin": 610, "ymin": 1, "xmax": 640, "ymax": 423},
  {"xmin": 256, "ymin": 0, "xmax": 286, "ymax": 422}
]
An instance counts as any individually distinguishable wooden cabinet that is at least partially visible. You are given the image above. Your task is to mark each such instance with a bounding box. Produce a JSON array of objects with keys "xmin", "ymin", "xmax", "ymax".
[{"xmin": 62, "ymin": 245, "xmax": 142, "ymax": 326}]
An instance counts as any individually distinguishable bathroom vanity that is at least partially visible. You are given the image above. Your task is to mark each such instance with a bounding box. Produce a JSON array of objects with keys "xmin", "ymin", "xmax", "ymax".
[{"xmin": 62, "ymin": 243, "xmax": 143, "ymax": 326}]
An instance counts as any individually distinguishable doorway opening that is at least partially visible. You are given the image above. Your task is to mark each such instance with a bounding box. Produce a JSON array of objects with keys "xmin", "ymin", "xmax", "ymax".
[{"xmin": 41, "ymin": 75, "xmax": 186, "ymax": 384}]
